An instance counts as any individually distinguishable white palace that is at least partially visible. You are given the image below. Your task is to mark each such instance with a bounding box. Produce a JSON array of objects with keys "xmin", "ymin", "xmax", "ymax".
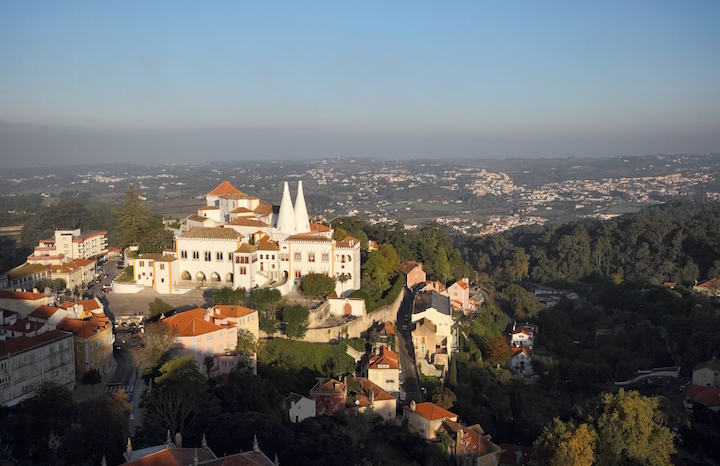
[{"xmin": 131, "ymin": 181, "xmax": 361, "ymax": 296}]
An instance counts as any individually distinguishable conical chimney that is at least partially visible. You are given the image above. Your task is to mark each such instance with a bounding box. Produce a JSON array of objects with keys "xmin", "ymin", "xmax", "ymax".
[
  {"xmin": 294, "ymin": 181, "xmax": 311, "ymax": 234},
  {"xmin": 276, "ymin": 182, "xmax": 297, "ymax": 235}
]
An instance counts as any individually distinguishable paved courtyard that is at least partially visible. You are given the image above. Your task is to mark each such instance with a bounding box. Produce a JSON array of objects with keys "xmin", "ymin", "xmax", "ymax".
[{"xmin": 102, "ymin": 287, "xmax": 213, "ymax": 318}]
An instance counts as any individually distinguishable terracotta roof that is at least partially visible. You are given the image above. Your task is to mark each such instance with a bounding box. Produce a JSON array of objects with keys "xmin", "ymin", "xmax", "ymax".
[
  {"xmin": 354, "ymin": 376, "xmax": 396, "ymax": 405},
  {"xmin": 72, "ymin": 230, "xmax": 107, "ymax": 242},
  {"xmin": 256, "ymin": 241, "xmax": 279, "ymax": 251},
  {"xmin": 211, "ymin": 305, "xmax": 257, "ymax": 319},
  {"xmin": 382, "ymin": 321, "xmax": 395, "ymax": 335},
  {"xmin": 180, "ymin": 227, "xmax": 243, "ymax": 240},
  {"xmin": 49, "ymin": 262, "xmax": 80, "ymax": 273},
  {"xmin": 309, "ymin": 223, "xmax": 331, "ymax": 233},
  {"xmin": 29, "ymin": 305, "xmax": 62, "ymax": 320},
  {"xmin": 0, "ymin": 290, "xmax": 46, "ymax": 301},
  {"xmin": 207, "ymin": 181, "xmax": 243, "ymax": 196},
  {"xmin": 227, "ymin": 218, "xmax": 270, "ymax": 228},
  {"xmin": 437, "ymin": 419, "xmax": 499, "ymax": 456},
  {"xmin": 397, "ymin": 261, "xmax": 422, "ymax": 275},
  {"xmin": 336, "ymin": 236, "xmax": 360, "ymax": 248},
  {"xmin": 285, "ymin": 234, "xmax": 331, "ymax": 243},
  {"xmin": 221, "ymin": 193, "xmax": 257, "ymax": 201},
  {"xmin": 162, "ymin": 308, "xmax": 231, "ymax": 336},
  {"xmin": 0, "ymin": 330, "xmax": 73, "ymax": 357},
  {"xmin": 74, "ymin": 258, "xmax": 95, "ymax": 267},
  {"xmin": 404, "ymin": 402, "xmax": 457, "ymax": 421},
  {"xmin": 230, "ymin": 207, "xmax": 254, "ymax": 214},
  {"xmin": 453, "ymin": 279, "xmax": 469, "ymax": 290},
  {"xmin": 413, "ymin": 317, "xmax": 436, "ymax": 333},
  {"xmin": 498, "ymin": 444, "xmax": 538, "ymax": 465},
  {"xmin": 236, "ymin": 244, "xmax": 257, "ymax": 253},
  {"xmin": 685, "ymin": 384, "xmax": 720, "ymax": 408},
  {"xmin": 253, "ymin": 203, "xmax": 277, "ymax": 216},
  {"xmin": 310, "ymin": 378, "xmax": 346, "ymax": 395},
  {"xmin": 512, "ymin": 347, "xmax": 533, "ymax": 358},
  {"xmin": 366, "ymin": 346, "xmax": 400, "ymax": 370},
  {"xmin": 137, "ymin": 253, "xmax": 177, "ymax": 262},
  {"xmin": 124, "ymin": 445, "xmax": 216, "ymax": 466},
  {"xmin": 56, "ymin": 314, "xmax": 111, "ymax": 338},
  {"xmin": 199, "ymin": 205, "xmax": 220, "ymax": 210},
  {"xmin": 3, "ymin": 318, "xmax": 44, "ymax": 334},
  {"xmin": 187, "ymin": 214, "xmax": 213, "ymax": 223}
]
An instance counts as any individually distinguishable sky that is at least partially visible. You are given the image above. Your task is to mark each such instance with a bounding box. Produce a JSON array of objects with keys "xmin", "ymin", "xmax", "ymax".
[{"xmin": 1, "ymin": 1, "xmax": 719, "ymax": 167}]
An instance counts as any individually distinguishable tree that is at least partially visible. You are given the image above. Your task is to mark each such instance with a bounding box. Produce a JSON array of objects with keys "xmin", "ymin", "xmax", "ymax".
[
  {"xmin": 203, "ymin": 356, "xmax": 215, "ymax": 382},
  {"xmin": 116, "ymin": 187, "xmax": 152, "ymax": 248},
  {"xmin": 448, "ymin": 357, "xmax": 458, "ymax": 388},
  {"xmin": 213, "ymin": 286, "xmax": 247, "ymax": 305},
  {"xmin": 82, "ymin": 368, "xmax": 102, "ymax": 392},
  {"xmin": 537, "ymin": 419, "xmax": 596, "ymax": 466},
  {"xmin": 283, "ymin": 304, "xmax": 309, "ymax": 339},
  {"xmin": 592, "ymin": 389, "xmax": 675, "ymax": 465},
  {"xmin": 135, "ymin": 322, "xmax": 179, "ymax": 376},
  {"xmin": 362, "ymin": 250, "xmax": 390, "ymax": 299},
  {"xmin": 249, "ymin": 288, "xmax": 283, "ymax": 318},
  {"xmin": 378, "ymin": 243, "xmax": 400, "ymax": 275},
  {"xmin": 300, "ymin": 273, "xmax": 336, "ymax": 297},
  {"xmin": 148, "ymin": 298, "xmax": 175, "ymax": 321},
  {"xmin": 431, "ymin": 387, "xmax": 457, "ymax": 410},
  {"xmin": 433, "ymin": 247, "xmax": 451, "ymax": 283},
  {"xmin": 138, "ymin": 227, "xmax": 175, "ymax": 254},
  {"xmin": 486, "ymin": 336, "xmax": 512, "ymax": 367},
  {"xmin": 236, "ymin": 329, "xmax": 259, "ymax": 373}
]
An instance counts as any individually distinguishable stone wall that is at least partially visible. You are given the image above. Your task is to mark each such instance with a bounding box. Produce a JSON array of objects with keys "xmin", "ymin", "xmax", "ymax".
[{"xmin": 300, "ymin": 288, "xmax": 405, "ymax": 344}]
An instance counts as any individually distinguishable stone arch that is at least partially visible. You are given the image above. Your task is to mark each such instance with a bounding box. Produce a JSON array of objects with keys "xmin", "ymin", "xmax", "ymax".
[
  {"xmin": 224, "ymin": 272, "xmax": 233, "ymax": 283},
  {"xmin": 195, "ymin": 271, "xmax": 206, "ymax": 282},
  {"xmin": 343, "ymin": 303, "xmax": 352, "ymax": 316},
  {"xmin": 181, "ymin": 271, "xmax": 192, "ymax": 281},
  {"xmin": 210, "ymin": 272, "xmax": 221, "ymax": 282}
]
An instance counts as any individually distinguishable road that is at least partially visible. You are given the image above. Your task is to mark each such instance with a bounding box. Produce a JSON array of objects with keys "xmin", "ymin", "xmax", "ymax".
[{"xmin": 396, "ymin": 290, "xmax": 423, "ymax": 404}]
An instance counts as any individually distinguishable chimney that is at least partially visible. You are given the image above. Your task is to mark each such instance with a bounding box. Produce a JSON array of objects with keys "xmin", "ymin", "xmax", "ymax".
[
  {"xmin": 410, "ymin": 400, "xmax": 416, "ymax": 412},
  {"xmin": 175, "ymin": 432, "xmax": 182, "ymax": 448},
  {"xmin": 126, "ymin": 438, "xmax": 132, "ymax": 455},
  {"xmin": 25, "ymin": 323, "xmax": 30, "ymax": 330},
  {"xmin": 515, "ymin": 449, "xmax": 523, "ymax": 465}
]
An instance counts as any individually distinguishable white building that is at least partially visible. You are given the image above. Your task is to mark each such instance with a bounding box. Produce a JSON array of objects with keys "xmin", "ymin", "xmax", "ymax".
[
  {"xmin": 27, "ymin": 229, "xmax": 108, "ymax": 265},
  {"xmin": 285, "ymin": 392, "xmax": 317, "ymax": 423},
  {"xmin": 412, "ymin": 291, "xmax": 457, "ymax": 353},
  {"xmin": 132, "ymin": 253, "xmax": 179, "ymax": 295}
]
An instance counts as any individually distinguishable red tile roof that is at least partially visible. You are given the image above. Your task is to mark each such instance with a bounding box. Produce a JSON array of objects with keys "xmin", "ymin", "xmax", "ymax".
[
  {"xmin": 207, "ymin": 181, "xmax": 243, "ymax": 196},
  {"xmin": 162, "ymin": 308, "xmax": 231, "ymax": 336},
  {"xmin": 0, "ymin": 290, "xmax": 46, "ymax": 301},
  {"xmin": 56, "ymin": 313, "xmax": 110, "ymax": 338},
  {"xmin": 404, "ymin": 402, "xmax": 457, "ymax": 421},
  {"xmin": 366, "ymin": 346, "xmax": 400, "ymax": 370},
  {"xmin": 211, "ymin": 305, "xmax": 257, "ymax": 319},
  {"xmin": 285, "ymin": 234, "xmax": 331, "ymax": 243},
  {"xmin": 0, "ymin": 330, "xmax": 73, "ymax": 357},
  {"xmin": 309, "ymin": 223, "xmax": 331, "ymax": 233},
  {"xmin": 336, "ymin": 236, "xmax": 360, "ymax": 248},
  {"xmin": 29, "ymin": 305, "xmax": 62, "ymax": 320},
  {"xmin": 498, "ymin": 444, "xmax": 538, "ymax": 465},
  {"xmin": 685, "ymin": 384, "xmax": 720, "ymax": 408},
  {"xmin": 397, "ymin": 261, "xmax": 422, "ymax": 275},
  {"xmin": 227, "ymin": 218, "xmax": 270, "ymax": 228}
]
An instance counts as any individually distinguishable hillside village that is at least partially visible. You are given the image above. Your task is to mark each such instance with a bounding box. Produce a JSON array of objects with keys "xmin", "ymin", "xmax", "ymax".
[{"xmin": 2, "ymin": 179, "xmax": 720, "ymax": 465}]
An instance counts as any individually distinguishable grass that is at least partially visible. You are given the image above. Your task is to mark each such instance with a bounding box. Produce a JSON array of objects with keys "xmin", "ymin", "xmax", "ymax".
[{"xmin": 266, "ymin": 338, "xmax": 366, "ymax": 376}]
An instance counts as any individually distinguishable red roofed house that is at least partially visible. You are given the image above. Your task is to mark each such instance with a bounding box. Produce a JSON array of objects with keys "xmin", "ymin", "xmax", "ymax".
[
  {"xmin": 0, "ymin": 330, "xmax": 76, "ymax": 406},
  {"xmin": 398, "ymin": 261, "xmax": 426, "ymax": 290},
  {"xmin": 0, "ymin": 290, "xmax": 50, "ymax": 318},
  {"xmin": 161, "ymin": 308, "xmax": 239, "ymax": 378},
  {"xmin": 351, "ymin": 376, "xmax": 397, "ymax": 422},
  {"xmin": 498, "ymin": 444, "xmax": 538, "ymax": 466},
  {"xmin": 684, "ymin": 384, "xmax": 720, "ymax": 413},
  {"xmin": 206, "ymin": 305, "xmax": 259, "ymax": 374},
  {"xmin": 435, "ymin": 419, "xmax": 500, "ymax": 466},
  {"xmin": 448, "ymin": 278, "xmax": 471, "ymax": 312},
  {"xmin": 692, "ymin": 357, "xmax": 720, "ymax": 387},
  {"xmin": 6, "ymin": 263, "xmax": 52, "ymax": 290},
  {"xmin": 48, "ymin": 261, "xmax": 83, "ymax": 291},
  {"xmin": 412, "ymin": 317, "xmax": 438, "ymax": 363},
  {"xmin": 360, "ymin": 346, "xmax": 401, "ymax": 394},
  {"xmin": 510, "ymin": 323, "xmax": 537, "ymax": 350},
  {"xmin": 404, "ymin": 401, "xmax": 458, "ymax": 440},
  {"xmin": 56, "ymin": 303, "xmax": 114, "ymax": 379},
  {"xmin": 510, "ymin": 347, "xmax": 534, "ymax": 377},
  {"xmin": 309, "ymin": 378, "xmax": 347, "ymax": 416}
]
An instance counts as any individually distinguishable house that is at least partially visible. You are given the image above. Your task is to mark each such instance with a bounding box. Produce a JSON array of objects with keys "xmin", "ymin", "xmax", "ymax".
[
  {"xmin": 284, "ymin": 392, "xmax": 317, "ymax": 423},
  {"xmin": 55, "ymin": 303, "xmax": 114, "ymax": 379},
  {"xmin": 447, "ymin": 278, "xmax": 471, "ymax": 312},
  {"xmin": 510, "ymin": 347, "xmax": 534, "ymax": 376},
  {"xmin": 398, "ymin": 261, "xmax": 427, "ymax": 289},
  {"xmin": 360, "ymin": 346, "xmax": 401, "ymax": 394},
  {"xmin": 412, "ymin": 291, "xmax": 457, "ymax": 353},
  {"xmin": 160, "ymin": 308, "xmax": 239, "ymax": 377},
  {"xmin": 206, "ymin": 304, "xmax": 259, "ymax": 374},
  {"xmin": 694, "ymin": 279, "xmax": 720, "ymax": 297},
  {"xmin": 404, "ymin": 401, "xmax": 458, "ymax": 440},
  {"xmin": 309, "ymin": 378, "xmax": 347, "ymax": 416},
  {"xmin": 123, "ymin": 434, "xmax": 275, "ymax": 465},
  {"xmin": 498, "ymin": 444, "xmax": 538, "ymax": 466},
  {"xmin": 132, "ymin": 253, "xmax": 179, "ymax": 294},
  {"xmin": 367, "ymin": 320, "xmax": 395, "ymax": 351},
  {"xmin": 684, "ymin": 384, "xmax": 720, "ymax": 413},
  {"xmin": 0, "ymin": 329, "xmax": 76, "ymax": 406},
  {"xmin": 415, "ymin": 280, "xmax": 446, "ymax": 294},
  {"xmin": 435, "ymin": 418, "xmax": 500, "ymax": 466},
  {"xmin": 0, "ymin": 290, "xmax": 50, "ymax": 318},
  {"xmin": 48, "ymin": 260, "xmax": 84, "ymax": 290},
  {"xmin": 26, "ymin": 229, "xmax": 108, "ymax": 265},
  {"xmin": 510, "ymin": 323, "xmax": 537, "ymax": 349},
  {"xmin": 412, "ymin": 318, "xmax": 437, "ymax": 362},
  {"xmin": 692, "ymin": 357, "xmax": 720, "ymax": 387},
  {"xmin": 351, "ymin": 377, "xmax": 397, "ymax": 422}
]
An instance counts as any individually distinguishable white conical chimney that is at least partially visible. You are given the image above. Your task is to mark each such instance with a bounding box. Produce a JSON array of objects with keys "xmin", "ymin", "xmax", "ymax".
[
  {"xmin": 294, "ymin": 181, "xmax": 311, "ymax": 234},
  {"xmin": 276, "ymin": 182, "xmax": 297, "ymax": 235}
]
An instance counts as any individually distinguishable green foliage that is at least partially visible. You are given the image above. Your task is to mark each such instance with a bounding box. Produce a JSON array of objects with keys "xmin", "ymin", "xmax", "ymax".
[
  {"xmin": 431, "ymin": 386, "xmax": 457, "ymax": 410},
  {"xmin": 148, "ymin": 298, "xmax": 175, "ymax": 320},
  {"xmin": 135, "ymin": 322, "xmax": 178, "ymax": 377},
  {"xmin": 265, "ymin": 339, "xmax": 362, "ymax": 376},
  {"xmin": 432, "ymin": 247, "xmax": 451, "ymax": 282},
  {"xmin": 537, "ymin": 418, "xmax": 596, "ymax": 466},
  {"xmin": 349, "ymin": 288, "xmax": 375, "ymax": 311},
  {"xmin": 249, "ymin": 288, "xmax": 283, "ymax": 318},
  {"xmin": 137, "ymin": 227, "xmax": 175, "ymax": 254},
  {"xmin": 213, "ymin": 286, "xmax": 247, "ymax": 305},
  {"xmin": 448, "ymin": 357, "xmax": 458, "ymax": 388},
  {"xmin": 299, "ymin": 273, "xmax": 337, "ymax": 297},
  {"xmin": 362, "ymin": 250, "xmax": 390, "ymax": 299},
  {"xmin": 282, "ymin": 304, "xmax": 310, "ymax": 339},
  {"xmin": 115, "ymin": 187, "xmax": 156, "ymax": 248},
  {"xmin": 259, "ymin": 314, "xmax": 278, "ymax": 335},
  {"xmin": 81, "ymin": 368, "xmax": 102, "ymax": 391},
  {"xmin": 378, "ymin": 242, "xmax": 400, "ymax": 275},
  {"xmin": 504, "ymin": 284, "xmax": 545, "ymax": 320},
  {"xmin": 486, "ymin": 336, "xmax": 512, "ymax": 366},
  {"xmin": 35, "ymin": 277, "xmax": 67, "ymax": 292}
]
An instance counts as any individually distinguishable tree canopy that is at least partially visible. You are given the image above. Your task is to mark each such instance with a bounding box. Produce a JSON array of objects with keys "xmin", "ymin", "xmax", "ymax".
[{"xmin": 300, "ymin": 273, "xmax": 336, "ymax": 298}]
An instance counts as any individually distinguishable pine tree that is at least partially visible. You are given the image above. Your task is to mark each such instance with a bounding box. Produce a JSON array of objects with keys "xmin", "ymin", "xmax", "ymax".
[{"xmin": 116, "ymin": 187, "xmax": 151, "ymax": 248}]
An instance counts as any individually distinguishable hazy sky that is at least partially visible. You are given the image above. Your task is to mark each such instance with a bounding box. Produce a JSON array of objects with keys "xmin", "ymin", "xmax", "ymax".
[{"xmin": 1, "ymin": 1, "xmax": 719, "ymax": 167}]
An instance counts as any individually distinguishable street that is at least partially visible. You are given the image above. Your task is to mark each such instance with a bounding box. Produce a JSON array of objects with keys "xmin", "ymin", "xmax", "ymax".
[{"xmin": 396, "ymin": 290, "xmax": 423, "ymax": 404}]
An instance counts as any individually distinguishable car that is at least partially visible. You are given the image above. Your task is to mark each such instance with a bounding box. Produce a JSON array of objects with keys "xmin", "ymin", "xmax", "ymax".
[
  {"xmin": 402, "ymin": 324, "xmax": 407, "ymax": 331},
  {"xmin": 114, "ymin": 344, "xmax": 122, "ymax": 350},
  {"xmin": 101, "ymin": 284, "xmax": 112, "ymax": 292},
  {"xmin": 404, "ymin": 314, "xmax": 409, "ymax": 322}
]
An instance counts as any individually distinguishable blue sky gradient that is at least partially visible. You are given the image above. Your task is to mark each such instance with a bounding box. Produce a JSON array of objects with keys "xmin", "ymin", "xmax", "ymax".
[{"xmin": 1, "ymin": 1, "xmax": 719, "ymax": 166}]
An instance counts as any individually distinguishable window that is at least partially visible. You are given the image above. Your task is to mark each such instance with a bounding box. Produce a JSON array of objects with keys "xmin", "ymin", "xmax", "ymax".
[
  {"xmin": 160, "ymin": 263, "xmax": 165, "ymax": 270},
  {"xmin": 192, "ymin": 251, "xmax": 200, "ymax": 260},
  {"xmin": 139, "ymin": 261, "xmax": 144, "ymax": 267},
  {"xmin": 322, "ymin": 253, "xmax": 329, "ymax": 262},
  {"xmin": 77, "ymin": 345, "xmax": 81, "ymax": 352},
  {"xmin": 272, "ymin": 254, "xmax": 275, "ymax": 260},
  {"xmin": 294, "ymin": 252, "xmax": 301, "ymax": 261},
  {"xmin": 161, "ymin": 278, "xmax": 165, "ymax": 283},
  {"xmin": 78, "ymin": 359, "xmax": 82, "ymax": 366},
  {"xmin": 138, "ymin": 274, "xmax": 142, "ymax": 280},
  {"xmin": 12, "ymin": 358, "xmax": 18, "ymax": 368},
  {"xmin": 240, "ymin": 267, "xmax": 247, "ymax": 275},
  {"xmin": 0, "ymin": 361, "xmax": 6, "ymax": 371},
  {"xmin": 204, "ymin": 251, "xmax": 211, "ymax": 261},
  {"xmin": 207, "ymin": 335, "xmax": 213, "ymax": 341},
  {"xmin": 308, "ymin": 253, "xmax": 315, "ymax": 262},
  {"xmin": 148, "ymin": 261, "xmax": 153, "ymax": 267},
  {"xmin": 216, "ymin": 252, "xmax": 223, "ymax": 261},
  {"xmin": 24, "ymin": 354, "xmax": 29, "ymax": 363},
  {"xmin": 0, "ymin": 376, "xmax": 8, "ymax": 385},
  {"xmin": 101, "ymin": 338, "xmax": 105, "ymax": 346},
  {"xmin": 228, "ymin": 253, "xmax": 233, "ymax": 262},
  {"xmin": 181, "ymin": 251, "xmax": 188, "ymax": 259},
  {"xmin": 235, "ymin": 256, "xmax": 240, "ymax": 264},
  {"xmin": 295, "ymin": 270, "xmax": 302, "ymax": 278}
]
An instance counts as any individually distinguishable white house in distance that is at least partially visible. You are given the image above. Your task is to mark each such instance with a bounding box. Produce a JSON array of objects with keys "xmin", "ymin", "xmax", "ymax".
[
  {"xmin": 511, "ymin": 347, "xmax": 534, "ymax": 376},
  {"xmin": 447, "ymin": 278, "xmax": 470, "ymax": 311},
  {"xmin": 360, "ymin": 346, "xmax": 401, "ymax": 395},
  {"xmin": 132, "ymin": 253, "xmax": 179, "ymax": 295},
  {"xmin": 284, "ymin": 392, "xmax": 317, "ymax": 424},
  {"xmin": 510, "ymin": 322, "xmax": 537, "ymax": 349},
  {"xmin": 692, "ymin": 358, "xmax": 720, "ymax": 387},
  {"xmin": 27, "ymin": 229, "xmax": 108, "ymax": 265},
  {"xmin": 412, "ymin": 291, "xmax": 457, "ymax": 353}
]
